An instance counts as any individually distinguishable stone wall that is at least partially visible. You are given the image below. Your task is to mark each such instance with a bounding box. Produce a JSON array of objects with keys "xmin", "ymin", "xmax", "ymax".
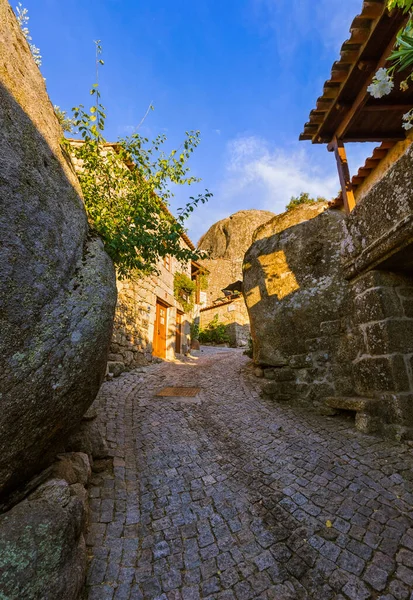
[
  {"xmin": 109, "ymin": 252, "xmax": 193, "ymax": 371},
  {"xmin": 245, "ymin": 149, "xmax": 413, "ymax": 440},
  {"xmin": 200, "ymin": 298, "xmax": 250, "ymax": 347},
  {"xmin": 349, "ymin": 270, "xmax": 413, "ymax": 437}
]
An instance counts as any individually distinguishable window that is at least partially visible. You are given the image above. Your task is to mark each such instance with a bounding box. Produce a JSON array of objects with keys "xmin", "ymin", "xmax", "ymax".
[{"xmin": 164, "ymin": 255, "xmax": 171, "ymax": 271}]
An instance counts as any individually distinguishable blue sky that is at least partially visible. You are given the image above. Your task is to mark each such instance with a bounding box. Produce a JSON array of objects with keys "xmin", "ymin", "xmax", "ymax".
[{"xmin": 22, "ymin": 0, "xmax": 372, "ymax": 243}]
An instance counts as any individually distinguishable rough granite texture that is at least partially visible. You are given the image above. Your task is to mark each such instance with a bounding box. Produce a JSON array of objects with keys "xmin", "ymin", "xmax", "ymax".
[
  {"xmin": 198, "ymin": 210, "xmax": 275, "ymax": 345},
  {"xmin": 243, "ymin": 208, "xmax": 354, "ymax": 408},
  {"xmin": 0, "ymin": 479, "xmax": 87, "ymax": 600},
  {"xmin": 341, "ymin": 144, "xmax": 413, "ymax": 279},
  {"xmin": 0, "ymin": 0, "xmax": 117, "ymax": 500}
]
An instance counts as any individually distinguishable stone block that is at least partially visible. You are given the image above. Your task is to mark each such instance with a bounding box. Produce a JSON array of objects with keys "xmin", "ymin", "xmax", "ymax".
[
  {"xmin": 108, "ymin": 353, "xmax": 123, "ymax": 362},
  {"xmin": 325, "ymin": 396, "xmax": 378, "ymax": 413},
  {"xmin": 254, "ymin": 368, "xmax": 264, "ymax": 378},
  {"xmin": 380, "ymin": 392, "xmax": 413, "ymax": 426},
  {"xmin": 108, "ymin": 361, "xmax": 126, "ymax": 377},
  {"xmin": 353, "ymin": 355, "xmax": 410, "ymax": 395},
  {"xmin": 351, "ymin": 271, "xmax": 407, "ymax": 297},
  {"xmin": 289, "ymin": 354, "xmax": 311, "ymax": 369},
  {"xmin": 355, "ymin": 412, "xmax": 380, "ymax": 434},
  {"xmin": 305, "ymin": 337, "xmax": 329, "ymax": 352},
  {"xmin": 320, "ymin": 320, "xmax": 342, "ymax": 335},
  {"xmin": 261, "ymin": 381, "xmax": 296, "ymax": 398},
  {"xmin": 266, "ymin": 368, "xmax": 295, "ymax": 382},
  {"xmin": 401, "ymin": 296, "xmax": 413, "ymax": 318},
  {"xmin": 353, "ymin": 288, "xmax": 403, "ymax": 324},
  {"xmin": 365, "ymin": 319, "xmax": 413, "ymax": 355}
]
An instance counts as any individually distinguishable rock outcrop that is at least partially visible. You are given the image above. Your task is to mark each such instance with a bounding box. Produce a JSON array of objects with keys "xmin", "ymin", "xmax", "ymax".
[
  {"xmin": 0, "ymin": 0, "xmax": 117, "ymax": 500},
  {"xmin": 198, "ymin": 209, "xmax": 275, "ymax": 260},
  {"xmin": 198, "ymin": 209, "xmax": 276, "ymax": 302},
  {"xmin": 0, "ymin": 479, "xmax": 88, "ymax": 600},
  {"xmin": 243, "ymin": 204, "xmax": 355, "ymax": 407},
  {"xmin": 198, "ymin": 210, "xmax": 275, "ymax": 347}
]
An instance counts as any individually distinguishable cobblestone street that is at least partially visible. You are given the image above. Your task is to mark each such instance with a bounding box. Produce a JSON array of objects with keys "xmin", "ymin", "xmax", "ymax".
[{"xmin": 86, "ymin": 348, "xmax": 413, "ymax": 600}]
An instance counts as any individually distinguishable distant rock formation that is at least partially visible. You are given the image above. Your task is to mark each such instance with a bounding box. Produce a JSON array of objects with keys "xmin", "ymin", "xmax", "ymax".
[
  {"xmin": 198, "ymin": 210, "xmax": 275, "ymax": 303},
  {"xmin": 198, "ymin": 209, "xmax": 276, "ymax": 260},
  {"xmin": 198, "ymin": 210, "xmax": 275, "ymax": 346},
  {"xmin": 0, "ymin": 0, "xmax": 117, "ymax": 502}
]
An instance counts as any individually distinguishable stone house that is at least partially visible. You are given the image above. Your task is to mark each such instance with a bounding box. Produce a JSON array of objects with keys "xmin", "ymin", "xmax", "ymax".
[
  {"xmin": 198, "ymin": 210, "xmax": 274, "ymax": 346},
  {"xmin": 70, "ymin": 139, "xmax": 204, "ymax": 368},
  {"xmin": 246, "ymin": 1, "xmax": 413, "ymax": 439}
]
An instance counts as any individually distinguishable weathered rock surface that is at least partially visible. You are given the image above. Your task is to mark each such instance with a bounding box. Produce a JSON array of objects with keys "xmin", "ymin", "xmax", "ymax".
[
  {"xmin": 198, "ymin": 210, "xmax": 275, "ymax": 346},
  {"xmin": 198, "ymin": 209, "xmax": 275, "ymax": 259},
  {"xmin": 244, "ymin": 206, "xmax": 354, "ymax": 406},
  {"xmin": 0, "ymin": 479, "xmax": 87, "ymax": 600},
  {"xmin": 65, "ymin": 419, "xmax": 110, "ymax": 461},
  {"xmin": 0, "ymin": 0, "xmax": 117, "ymax": 500},
  {"xmin": 253, "ymin": 201, "xmax": 328, "ymax": 242}
]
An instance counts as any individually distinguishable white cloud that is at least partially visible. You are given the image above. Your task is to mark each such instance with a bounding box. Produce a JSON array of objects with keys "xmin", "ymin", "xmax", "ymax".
[{"xmin": 219, "ymin": 135, "xmax": 339, "ymax": 214}]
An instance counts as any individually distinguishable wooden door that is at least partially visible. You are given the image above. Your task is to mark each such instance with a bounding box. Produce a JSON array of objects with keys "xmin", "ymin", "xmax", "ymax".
[
  {"xmin": 153, "ymin": 300, "xmax": 167, "ymax": 358},
  {"xmin": 176, "ymin": 311, "xmax": 183, "ymax": 354}
]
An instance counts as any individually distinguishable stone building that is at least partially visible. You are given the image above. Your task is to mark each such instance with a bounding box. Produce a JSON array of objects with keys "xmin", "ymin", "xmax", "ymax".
[
  {"xmin": 198, "ymin": 210, "xmax": 274, "ymax": 346},
  {"xmin": 246, "ymin": 1, "xmax": 413, "ymax": 440},
  {"xmin": 70, "ymin": 140, "xmax": 203, "ymax": 368},
  {"xmin": 110, "ymin": 249, "xmax": 203, "ymax": 368}
]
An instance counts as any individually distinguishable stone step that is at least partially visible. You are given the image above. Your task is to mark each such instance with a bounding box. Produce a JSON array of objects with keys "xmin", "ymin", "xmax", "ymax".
[{"xmin": 325, "ymin": 396, "xmax": 379, "ymax": 414}]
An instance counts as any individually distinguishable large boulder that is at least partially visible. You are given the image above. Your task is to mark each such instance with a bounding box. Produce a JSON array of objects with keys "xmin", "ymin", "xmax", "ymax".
[
  {"xmin": 243, "ymin": 206, "xmax": 355, "ymax": 406},
  {"xmin": 0, "ymin": 479, "xmax": 87, "ymax": 600},
  {"xmin": 198, "ymin": 209, "xmax": 275, "ymax": 259},
  {"xmin": 0, "ymin": 0, "xmax": 117, "ymax": 500},
  {"xmin": 198, "ymin": 209, "xmax": 275, "ymax": 305}
]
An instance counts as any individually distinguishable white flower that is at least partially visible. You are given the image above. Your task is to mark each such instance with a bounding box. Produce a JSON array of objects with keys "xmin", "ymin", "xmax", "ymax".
[
  {"xmin": 367, "ymin": 69, "xmax": 394, "ymax": 98},
  {"xmin": 403, "ymin": 121, "xmax": 413, "ymax": 130},
  {"xmin": 375, "ymin": 68, "xmax": 389, "ymax": 82}
]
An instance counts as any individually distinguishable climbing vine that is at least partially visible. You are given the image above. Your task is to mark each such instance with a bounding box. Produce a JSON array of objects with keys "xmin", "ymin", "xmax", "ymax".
[{"xmin": 173, "ymin": 272, "xmax": 196, "ymax": 312}]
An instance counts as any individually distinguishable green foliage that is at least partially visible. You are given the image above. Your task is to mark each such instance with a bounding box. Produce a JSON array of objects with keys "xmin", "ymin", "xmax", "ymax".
[
  {"xmin": 285, "ymin": 192, "xmax": 327, "ymax": 212},
  {"xmin": 173, "ymin": 272, "xmax": 196, "ymax": 313},
  {"xmin": 54, "ymin": 106, "xmax": 75, "ymax": 132},
  {"xmin": 198, "ymin": 315, "xmax": 230, "ymax": 345},
  {"xmin": 199, "ymin": 273, "xmax": 209, "ymax": 291},
  {"xmin": 190, "ymin": 321, "xmax": 200, "ymax": 341},
  {"xmin": 386, "ymin": 2, "xmax": 413, "ymax": 95},
  {"xmin": 388, "ymin": 0, "xmax": 413, "ymax": 12},
  {"xmin": 69, "ymin": 51, "xmax": 211, "ymax": 279}
]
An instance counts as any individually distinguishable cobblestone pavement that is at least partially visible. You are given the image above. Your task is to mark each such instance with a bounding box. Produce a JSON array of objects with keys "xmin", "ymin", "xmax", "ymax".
[{"xmin": 86, "ymin": 348, "xmax": 413, "ymax": 600}]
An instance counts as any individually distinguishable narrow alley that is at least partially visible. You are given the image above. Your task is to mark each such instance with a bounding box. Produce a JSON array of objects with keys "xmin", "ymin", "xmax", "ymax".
[{"xmin": 86, "ymin": 349, "xmax": 413, "ymax": 600}]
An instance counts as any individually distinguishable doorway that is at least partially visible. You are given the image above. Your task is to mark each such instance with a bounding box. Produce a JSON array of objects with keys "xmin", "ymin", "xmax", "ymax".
[
  {"xmin": 176, "ymin": 311, "xmax": 183, "ymax": 354},
  {"xmin": 153, "ymin": 300, "xmax": 168, "ymax": 358}
]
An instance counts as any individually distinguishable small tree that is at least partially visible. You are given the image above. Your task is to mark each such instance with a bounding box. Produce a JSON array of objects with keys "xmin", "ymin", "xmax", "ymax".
[
  {"xmin": 68, "ymin": 45, "xmax": 211, "ymax": 279},
  {"xmin": 285, "ymin": 192, "xmax": 327, "ymax": 212}
]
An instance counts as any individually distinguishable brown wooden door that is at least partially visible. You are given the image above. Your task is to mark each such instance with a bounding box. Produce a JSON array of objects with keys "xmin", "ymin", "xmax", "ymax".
[
  {"xmin": 153, "ymin": 300, "xmax": 167, "ymax": 358},
  {"xmin": 176, "ymin": 311, "xmax": 183, "ymax": 354}
]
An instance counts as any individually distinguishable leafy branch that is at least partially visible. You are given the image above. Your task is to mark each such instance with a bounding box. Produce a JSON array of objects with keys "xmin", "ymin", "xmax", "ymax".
[{"xmin": 69, "ymin": 45, "xmax": 211, "ymax": 279}]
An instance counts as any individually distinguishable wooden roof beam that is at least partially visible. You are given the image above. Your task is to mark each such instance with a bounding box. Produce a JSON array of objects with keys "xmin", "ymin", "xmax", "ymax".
[
  {"xmin": 328, "ymin": 137, "xmax": 356, "ymax": 214},
  {"xmin": 330, "ymin": 32, "xmax": 405, "ymax": 142}
]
